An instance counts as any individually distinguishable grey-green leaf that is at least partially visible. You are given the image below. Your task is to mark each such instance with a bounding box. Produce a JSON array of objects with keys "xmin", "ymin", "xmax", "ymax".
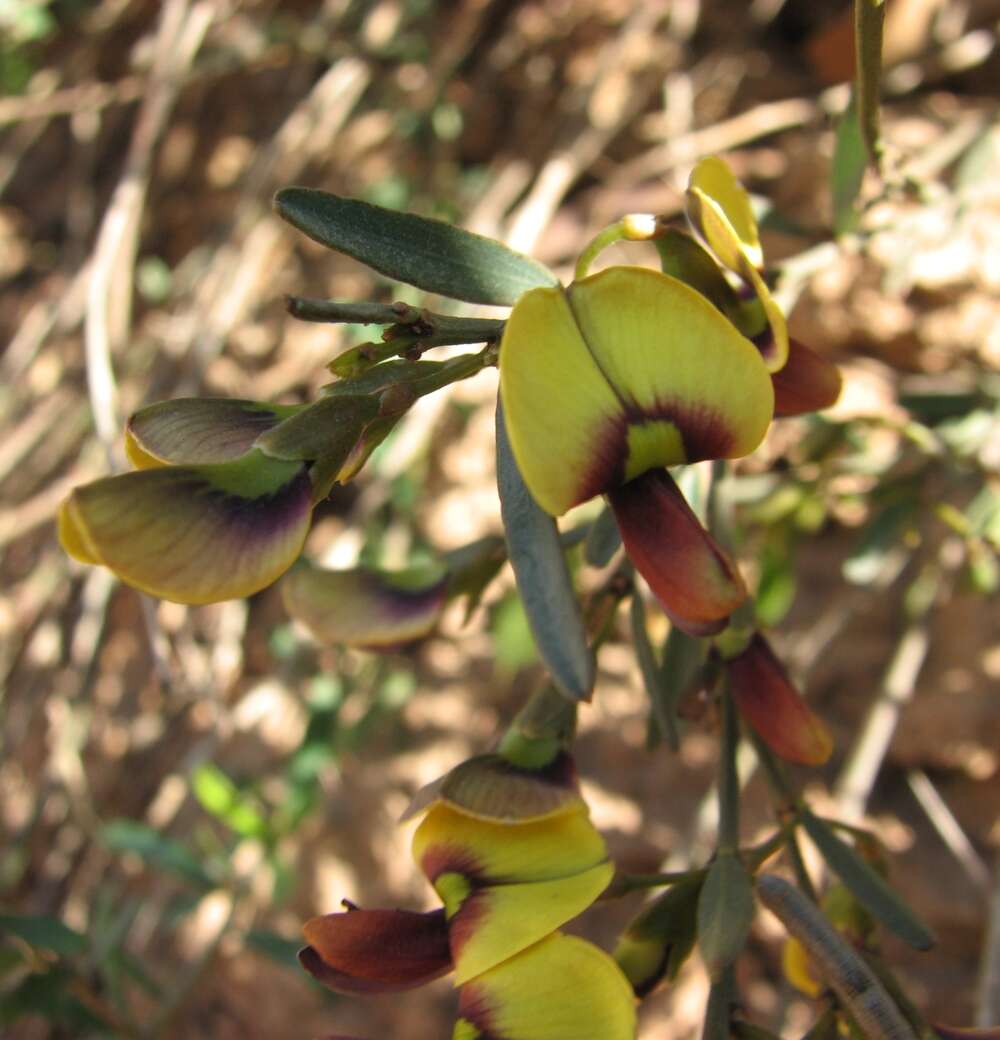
[
  {"xmin": 496, "ymin": 400, "xmax": 595, "ymax": 702},
  {"xmin": 583, "ymin": 503, "xmax": 621, "ymax": 567},
  {"xmin": 102, "ymin": 819, "xmax": 215, "ymax": 890},
  {"xmin": 697, "ymin": 852, "xmax": 755, "ymax": 978},
  {"xmin": 800, "ymin": 810, "xmax": 935, "ymax": 950},
  {"xmin": 0, "ymin": 913, "xmax": 87, "ymax": 957},
  {"xmin": 831, "ymin": 92, "xmax": 867, "ymax": 235},
  {"xmin": 275, "ymin": 187, "xmax": 558, "ymax": 306}
]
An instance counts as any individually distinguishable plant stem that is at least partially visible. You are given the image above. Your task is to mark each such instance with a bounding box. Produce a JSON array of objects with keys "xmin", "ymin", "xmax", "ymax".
[{"xmin": 718, "ymin": 685, "xmax": 740, "ymax": 854}]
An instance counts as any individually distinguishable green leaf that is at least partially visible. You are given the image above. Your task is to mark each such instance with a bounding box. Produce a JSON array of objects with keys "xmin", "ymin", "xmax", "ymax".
[
  {"xmin": 654, "ymin": 626, "xmax": 705, "ymax": 751},
  {"xmin": 275, "ymin": 187, "xmax": 558, "ymax": 306},
  {"xmin": 831, "ymin": 92, "xmax": 867, "ymax": 235},
  {"xmin": 842, "ymin": 499, "xmax": 914, "ymax": 586},
  {"xmin": 102, "ymin": 819, "xmax": 215, "ymax": 890},
  {"xmin": 244, "ymin": 928, "xmax": 303, "ymax": 969},
  {"xmin": 854, "ymin": 0, "xmax": 886, "ymax": 168},
  {"xmin": 191, "ymin": 764, "xmax": 268, "ymax": 840},
  {"xmin": 496, "ymin": 401, "xmax": 595, "ymax": 702},
  {"xmin": 583, "ymin": 504, "xmax": 621, "ymax": 567},
  {"xmin": 697, "ymin": 852, "xmax": 755, "ymax": 978},
  {"xmin": 800, "ymin": 810, "xmax": 935, "ymax": 950},
  {"xmin": 630, "ymin": 593, "xmax": 678, "ymax": 750},
  {"xmin": 0, "ymin": 913, "xmax": 87, "ymax": 957}
]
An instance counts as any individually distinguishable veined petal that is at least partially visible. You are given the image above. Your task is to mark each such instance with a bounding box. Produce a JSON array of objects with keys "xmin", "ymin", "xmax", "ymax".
[
  {"xmin": 282, "ymin": 562, "xmax": 447, "ymax": 649},
  {"xmin": 125, "ymin": 398, "xmax": 300, "ymax": 469},
  {"xmin": 686, "ymin": 156, "xmax": 763, "ymax": 273},
  {"xmin": 771, "ymin": 339, "xmax": 842, "ymax": 416},
  {"xmin": 412, "ymin": 803, "xmax": 608, "ymax": 889},
  {"xmin": 401, "ymin": 752, "xmax": 584, "ymax": 825},
  {"xmin": 447, "ymin": 863, "xmax": 614, "ymax": 984},
  {"xmin": 566, "ymin": 267, "xmax": 774, "ymax": 474},
  {"xmin": 454, "ymin": 934, "xmax": 636, "ymax": 1040},
  {"xmin": 608, "ymin": 469, "xmax": 747, "ymax": 636},
  {"xmin": 299, "ymin": 907, "xmax": 451, "ymax": 993},
  {"xmin": 724, "ymin": 634, "xmax": 833, "ymax": 765},
  {"xmin": 499, "ymin": 286, "xmax": 624, "ymax": 515},
  {"xmin": 58, "ymin": 450, "xmax": 312, "ymax": 604}
]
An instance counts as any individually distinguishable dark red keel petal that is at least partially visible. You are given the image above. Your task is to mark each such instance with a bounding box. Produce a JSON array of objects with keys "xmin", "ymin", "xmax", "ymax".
[
  {"xmin": 724, "ymin": 634, "xmax": 833, "ymax": 765},
  {"xmin": 608, "ymin": 469, "xmax": 747, "ymax": 636},
  {"xmin": 771, "ymin": 339, "xmax": 842, "ymax": 417},
  {"xmin": 300, "ymin": 907, "xmax": 451, "ymax": 993}
]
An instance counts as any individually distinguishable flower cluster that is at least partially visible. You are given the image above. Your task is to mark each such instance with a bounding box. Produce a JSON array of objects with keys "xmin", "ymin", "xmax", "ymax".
[
  {"xmin": 499, "ymin": 156, "xmax": 841, "ymax": 639},
  {"xmin": 300, "ymin": 753, "xmax": 636, "ymax": 1039}
]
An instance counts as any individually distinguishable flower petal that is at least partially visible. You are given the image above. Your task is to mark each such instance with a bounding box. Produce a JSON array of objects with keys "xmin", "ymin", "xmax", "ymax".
[
  {"xmin": 455, "ymin": 934, "xmax": 636, "ymax": 1040},
  {"xmin": 412, "ymin": 803, "xmax": 608, "ymax": 889},
  {"xmin": 608, "ymin": 469, "xmax": 748, "ymax": 636},
  {"xmin": 737, "ymin": 265, "xmax": 790, "ymax": 373},
  {"xmin": 499, "ymin": 285, "xmax": 625, "ymax": 515},
  {"xmin": 446, "ymin": 863, "xmax": 614, "ymax": 984},
  {"xmin": 58, "ymin": 450, "xmax": 312, "ymax": 604},
  {"xmin": 771, "ymin": 339, "xmax": 842, "ymax": 417},
  {"xmin": 282, "ymin": 562, "xmax": 447, "ymax": 649},
  {"xmin": 299, "ymin": 907, "xmax": 451, "ymax": 993},
  {"xmin": 566, "ymin": 266, "xmax": 774, "ymax": 474},
  {"xmin": 401, "ymin": 752, "xmax": 584, "ymax": 825},
  {"xmin": 686, "ymin": 156, "xmax": 763, "ymax": 273},
  {"xmin": 724, "ymin": 634, "xmax": 833, "ymax": 765},
  {"xmin": 125, "ymin": 398, "xmax": 300, "ymax": 468}
]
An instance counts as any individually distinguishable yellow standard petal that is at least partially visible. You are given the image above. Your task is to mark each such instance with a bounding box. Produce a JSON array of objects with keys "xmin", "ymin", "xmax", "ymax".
[
  {"xmin": 454, "ymin": 933, "xmax": 636, "ymax": 1040},
  {"xmin": 412, "ymin": 803, "xmax": 608, "ymax": 889},
  {"xmin": 686, "ymin": 155, "xmax": 763, "ymax": 273},
  {"xmin": 567, "ymin": 266, "xmax": 774, "ymax": 477},
  {"xmin": 58, "ymin": 450, "xmax": 312, "ymax": 604},
  {"xmin": 499, "ymin": 285, "xmax": 625, "ymax": 515}
]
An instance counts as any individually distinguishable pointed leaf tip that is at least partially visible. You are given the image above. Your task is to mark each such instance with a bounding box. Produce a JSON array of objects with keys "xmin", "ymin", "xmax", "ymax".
[{"xmin": 274, "ymin": 187, "xmax": 558, "ymax": 306}]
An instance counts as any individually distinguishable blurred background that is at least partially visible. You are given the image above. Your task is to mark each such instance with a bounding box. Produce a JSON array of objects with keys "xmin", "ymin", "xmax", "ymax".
[{"xmin": 0, "ymin": 0, "xmax": 998, "ymax": 1036}]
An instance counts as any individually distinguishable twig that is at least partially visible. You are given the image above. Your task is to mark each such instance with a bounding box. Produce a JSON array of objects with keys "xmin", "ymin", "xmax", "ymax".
[
  {"xmin": 834, "ymin": 620, "xmax": 931, "ymax": 822},
  {"xmin": 84, "ymin": 0, "xmax": 215, "ymax": 449},
  {"xmin": 905, "ymin": 769, "xmax": 991, "ymax": 893},
  {"xmin": 977, "ymin": 857, "xmax": 1000, "ymax": 1025},
  {"xmin": 609, "ymin": 97, "xmax": 820, "ymax": 189}
]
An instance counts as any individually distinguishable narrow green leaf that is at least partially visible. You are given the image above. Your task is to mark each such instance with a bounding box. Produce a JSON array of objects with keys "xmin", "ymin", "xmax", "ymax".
[
  {"xmin": 831, "ymin": 92, "xmax": 867, "ymax": 235},
  {"xmin": 496, "ymin": 401, "xmax": 595, "ymax": 702},
  {"xmin": 191, "ymin": 764, "xmax": 268, "ymax": 839},
  {"xmin": 275, "ymin": 187, "xmax": 558, "ymax": 306},
  {"xmin": 244, "ymin": 928, "xmax": 303, "ymax": 969},
  {"xmin": 800, "ymin": 810, "xmax": 935, "ymax": 950},
  {"xmin": 583, "ymin": 503, "xmax": 621, "ymax": 567},
  {"xmin": 102, "ymin": 819, "xmax": 215, "ymax": 889},
  {"xmin": 655, "ymin": 626, "xmax": 705, "ymax": 751},
  {"xmin": 697, "ymin": 852, "xmax": 755, "ymax": 978},
  {"xmin": 854, "ymin": 0, "xmax": 886, "ymax": 169},
  {"xmin": 0, "ymin": 913, "xmax": 87, "ymax": 957},
  {"xmin": 630, "ymin": 592, "xmax": 678, "ymax": 750}
]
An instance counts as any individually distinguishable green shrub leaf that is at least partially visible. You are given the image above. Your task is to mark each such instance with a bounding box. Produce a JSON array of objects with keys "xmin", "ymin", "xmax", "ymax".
[
  {"xmin": 275, "ymin": 187, "xmax": 558, "ymax": 306},
  {"xmin": 496, "ymin": 401, "xmax": 595, "ymax": 701},
  {"xmin": 697, "ymin": 852, "xmax": 755, "ymax": 978},
  {"xmin": 800, "ymin": 810, "xmax": 935, "ymax": 950}
]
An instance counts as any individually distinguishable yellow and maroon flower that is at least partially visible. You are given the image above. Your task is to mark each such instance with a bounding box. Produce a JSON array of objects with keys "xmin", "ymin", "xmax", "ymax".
[
  {"xmin": 685, "ymin": 156, "xmax": 841, "ymax": 412},
  {"xmin": 453, "ymin": 932, "xmax": 636, "ymax": 1040},
  {"xmin": 499, "ymin": 264, "xmax": 769, "ymax": 635},
  {"xmin": 410, "ymin": 755, "xmax": 613, "ymax": 984},
  {"xmin": 721, "ymin": 633, "xmax": 833, "ymax": 766},
  {"xmin": 59, "ymin": 448, "xmax": 313, "ymax": 605}
]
